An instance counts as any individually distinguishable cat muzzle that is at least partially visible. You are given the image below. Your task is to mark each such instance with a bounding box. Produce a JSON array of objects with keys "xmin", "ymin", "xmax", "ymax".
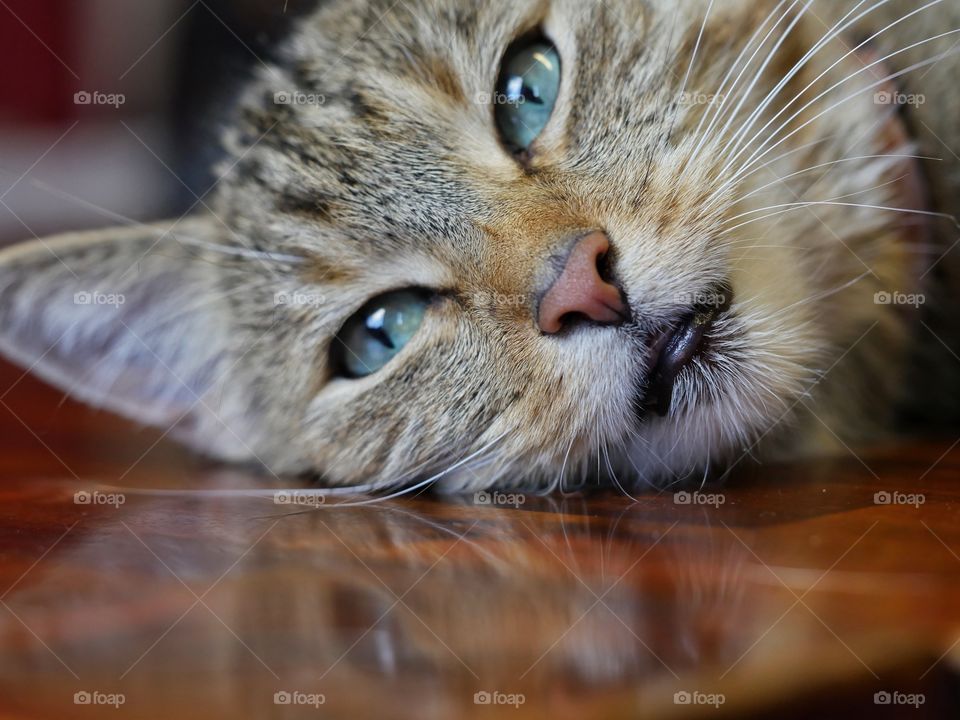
[{"xmin": 642, "ymin": 282, "xmax": 734, "ymax": 417}]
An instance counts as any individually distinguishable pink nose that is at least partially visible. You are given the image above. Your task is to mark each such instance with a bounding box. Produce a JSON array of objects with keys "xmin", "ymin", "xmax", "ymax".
[{"xmin": 537, "ymin": 231, "xmax": 627, "ymax": 334}]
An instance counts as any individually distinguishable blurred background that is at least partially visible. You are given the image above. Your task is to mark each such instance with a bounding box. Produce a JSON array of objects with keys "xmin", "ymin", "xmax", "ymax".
[{"xmin": 0, "ymin": 0, "xmax": 313, "ymax": 244}]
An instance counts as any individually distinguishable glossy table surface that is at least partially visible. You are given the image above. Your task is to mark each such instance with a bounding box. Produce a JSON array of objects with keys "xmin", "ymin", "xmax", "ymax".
[{"xmin": 1, "ymin": 360, "xmax": 959, "ymax": 719}]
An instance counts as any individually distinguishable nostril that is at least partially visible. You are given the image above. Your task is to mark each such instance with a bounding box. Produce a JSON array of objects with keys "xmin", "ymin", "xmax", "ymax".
[
  {"xmin": 537, "ymin": 231, "xmax": 628, "ymax": 335},
  {"xmin": 557, "ymin": 310, "xmax": 588, "ymax": 329},
  {"xmin": 595, "ymin": 250, "xmax": 612, "ymax": 283}
]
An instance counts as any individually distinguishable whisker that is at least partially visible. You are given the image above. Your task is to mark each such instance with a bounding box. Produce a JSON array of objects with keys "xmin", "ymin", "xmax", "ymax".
[
  {"xmin": 692, "ymin": 0, "xmax": 802, "ymax": 160},
  {"xmin": 698, "ymin": 434, "xmax": 711, "ymax": 492},
  {"xmin": 676, "ymin": 0, "xmax": 717, "ymax": 112},
  {"xmin": 691, "ymin": 0, "xmax": 791, "ymax": 145},
  {"xmin": 112, "ymin": 429, "xmax": 513, "ymax": 507},
  {"xmin": 761, "ymin": 270, "xmax": 872, "ymax": 318},
  {"xmin": 720, "ymin": 132, "xmax": 839, "ymax": 191},
  {"xmin": 720, "ymin": 0, "xmax": 900, "ymax": 162},
  {"xmin": 25, "ymin": 177, "xmax": 307, "ymax": 266},
  {"xmin": 553, "ymin": 435, "xmax": 577, "ymax": 496},
  {"xmin": 724, "ymin": 172, "xmax": 917, "ymax": 225},
  {"xmin": 713, "ymin": 0, "xmax": 816, "ymax": 151},
  {"xmin": 724, "ymin": 26, "xmax": 960, "ymax": 184},
  {"xmin": 721, "ymin": 200, "xmax": 960, "ymax": 237},
  {"xmin": 736, "ymin": 153, "xmax": 940, "ymax": 202}
]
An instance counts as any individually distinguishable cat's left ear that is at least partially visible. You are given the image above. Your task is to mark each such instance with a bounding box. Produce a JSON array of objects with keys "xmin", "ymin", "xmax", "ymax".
[{"xmin": 0, "ymin": 216, "xmax": 257, "ymax": 460}]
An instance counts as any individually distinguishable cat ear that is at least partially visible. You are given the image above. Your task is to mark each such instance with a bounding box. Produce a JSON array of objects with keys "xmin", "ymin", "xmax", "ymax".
[{"xmin": 0, "ymin": 217, "xmax": 256, "ymax": 461}]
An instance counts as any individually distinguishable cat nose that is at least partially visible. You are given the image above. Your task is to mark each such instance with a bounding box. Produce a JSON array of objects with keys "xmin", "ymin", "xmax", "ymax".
[{"xmin": 537, "ymin": 231, "xmax": 628, "ymax": 334}]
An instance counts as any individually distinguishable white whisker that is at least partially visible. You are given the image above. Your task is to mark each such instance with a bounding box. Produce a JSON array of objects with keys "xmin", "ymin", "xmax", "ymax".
[
  {"xmin": 692, "ymin": 0, "xmax": 802, "ymax": 162},
  {"xmin": 714, "ymin": 0, "xmax": 816, "ymax": 149},
  {"xmin": 724, "ymin": 26, "xmax": 960, "ymax": 183},
  {"xmin": 721, "ymin": 200, "xmax": 959, "ymax": 237},
  {"xmin": 26, "ymin": 177, "xmax": 306, "ymax": 265},
  {"xmin": 692, "ymin": 0, "xmax": 791, "ymax": 146},
  {"xmin": 736, "ymin": 154, "xmax": 939, "ymax": 202},
  {"xmin": 721, "ymin": 0, "xmax": 898, "ymax": 162}
]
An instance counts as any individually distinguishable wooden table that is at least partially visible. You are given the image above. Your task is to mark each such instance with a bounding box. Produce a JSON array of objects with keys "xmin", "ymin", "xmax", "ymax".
[{"xmin": 1, "ymin": 359, "xmax": 959, "ymax": 718}]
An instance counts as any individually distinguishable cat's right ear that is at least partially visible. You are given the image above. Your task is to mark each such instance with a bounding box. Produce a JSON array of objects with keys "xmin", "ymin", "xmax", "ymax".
[{"xmin": 0, "ymin": 217, "xmax": 258, "ymax": 461}]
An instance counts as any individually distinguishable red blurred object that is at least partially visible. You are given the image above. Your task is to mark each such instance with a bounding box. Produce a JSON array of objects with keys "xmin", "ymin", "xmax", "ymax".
[{"xmin": 0, "ymin": 0, "xmax": 79, "ymax": 123}]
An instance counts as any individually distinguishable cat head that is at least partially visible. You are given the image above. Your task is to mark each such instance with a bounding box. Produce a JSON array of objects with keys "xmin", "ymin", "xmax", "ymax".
[{"xmin": 0, "ymin": 0, "xmax": 927, "ymax": 490}]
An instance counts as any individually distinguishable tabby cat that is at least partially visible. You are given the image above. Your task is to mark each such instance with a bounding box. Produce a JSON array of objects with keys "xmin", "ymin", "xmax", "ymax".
[{"xmin": 1, "ymin": 0, "xmax": 959, "ymax": 492}]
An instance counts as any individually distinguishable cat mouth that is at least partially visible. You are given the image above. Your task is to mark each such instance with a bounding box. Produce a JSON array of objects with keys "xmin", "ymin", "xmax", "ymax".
[{"xmin": 639, "ymin": 283, "xmax": 733, "ymax": 418}]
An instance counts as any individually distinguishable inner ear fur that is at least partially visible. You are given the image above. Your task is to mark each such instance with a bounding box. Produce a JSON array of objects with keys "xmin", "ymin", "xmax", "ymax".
[{"xmin": 0, "ymin": 216, "xmax": 258, "ymax": 461}]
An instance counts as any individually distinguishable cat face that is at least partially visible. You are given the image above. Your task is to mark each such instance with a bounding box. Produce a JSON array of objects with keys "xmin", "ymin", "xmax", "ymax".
[{"xmin": 0, "ymin": 0, "xmax": 931, "ymax": 490}]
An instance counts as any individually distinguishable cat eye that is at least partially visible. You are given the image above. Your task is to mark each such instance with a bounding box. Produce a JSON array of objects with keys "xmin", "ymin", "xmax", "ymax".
[
  {"xmin": 493, "ymin": 36, "xmax": 561, "ymax": 153},
  {"xmin": 334, "ymin": 290, "xmax": 430, "ymax": 378}
]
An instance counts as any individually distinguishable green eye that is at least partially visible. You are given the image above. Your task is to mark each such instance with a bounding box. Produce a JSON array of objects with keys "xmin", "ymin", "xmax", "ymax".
[
  {"xmin": 494, "ymin": 38, "xmax": 561, "ymax": 153},
  {"xmin": 335, "ymin": 290, "xmax": 430, "ymax": 378}
]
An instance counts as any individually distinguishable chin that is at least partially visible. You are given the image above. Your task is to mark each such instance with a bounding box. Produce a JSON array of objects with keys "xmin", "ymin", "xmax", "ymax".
[{"xmin": 622, "ymin": 297, "xmax": 825, "ymax": 487}]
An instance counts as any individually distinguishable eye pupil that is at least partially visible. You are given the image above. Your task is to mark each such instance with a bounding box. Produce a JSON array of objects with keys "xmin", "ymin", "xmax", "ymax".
[
  {"xmin": 367, "ymin": 325, "xmax": 396, "ymax": 350},
  {"xmin": 494, "ymin": 37, "xmax": 561, "ymax": 153},
  {"xmin": 525, "ymin": 90, "xmax": 545, "ymax": 105},
  {"xmin": 365, "ymin": 308, "xmax": 397, "ymax": 349},
  {"xmin": 336, "ymin": 290, "xmax": 429, "ymax": 378}
]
